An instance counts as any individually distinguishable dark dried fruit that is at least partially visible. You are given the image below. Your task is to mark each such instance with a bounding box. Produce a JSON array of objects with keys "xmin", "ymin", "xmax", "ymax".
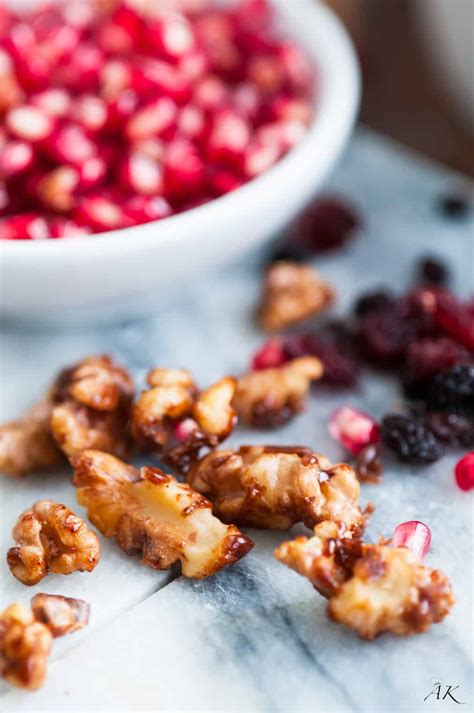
[
  {"xmin": 438, "ymin": 193, "xmax": 470, "ymax": 219},
  {"xmin": 356, "ymin": 444, "xmax": 382, "ymax": 483},
  {"xmin": 292, "ymin": 196, "xmax": 360, "ymax": 253},
  {"xmin": 284, "ymin": 323, "xmax": 358, "ymax": 388},
  {"xmin": 381, "ymin": 414, "xmax": 444, "ymax": 464},
  {"xmin": 357, "ymin": 311, "xmax": 414, "ymax": 367},
  {"xmin": 424, "ymin": 412, "xmax": 474, "ymax": 448},
  {"xmin": 406, "ymin": 337, "xmax": 466, "ymax": 381},
  {"xmin": 353, "ymin": 290, "xmax": 396, "ymax": 318},
  {"xmin": 428, "ymin": 364, "xmax": 474, "ymax": 416},
  {"xmin": 416, "ymin": 256, "xmax": 449, "ymax": 286}
]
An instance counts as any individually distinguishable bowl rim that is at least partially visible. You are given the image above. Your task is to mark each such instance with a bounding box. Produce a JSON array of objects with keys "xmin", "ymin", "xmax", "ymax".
[{"xmin": 0, "ymin": 0, "xmax": 360, "ymax": 266}]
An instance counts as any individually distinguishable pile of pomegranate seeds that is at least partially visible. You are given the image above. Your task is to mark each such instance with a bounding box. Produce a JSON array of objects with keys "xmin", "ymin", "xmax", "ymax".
[
  {"xmin": 0, "ymin": 0, "xmax": 314, "ymax": 239},
  {"xmin": 392, "ymin": 520, "xmax": 431, "ymax": 560}
]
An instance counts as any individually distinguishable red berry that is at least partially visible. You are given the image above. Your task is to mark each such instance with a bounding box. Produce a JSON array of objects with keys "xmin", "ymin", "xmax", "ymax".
[
  {"xmin": 329, "ymin": 406, "xmax": 380, "ymax": 456},
  {"xmin": 392, "ymin": 521, "xmax": 431, "ymax": 559},
  {"xmin": 454, "ymin": 452, "xmax": 474, "ymax": 491},
  {"xmin": 294, "ymin": 196, "xmax": 360, "ymax": 254},
  {"xmin": 251, "ymin": 338, "xmax": 288, "ymax": 370}
]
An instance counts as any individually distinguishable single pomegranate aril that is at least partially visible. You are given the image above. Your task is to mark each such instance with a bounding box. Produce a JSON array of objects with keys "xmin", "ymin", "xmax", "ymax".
[
  {"xmin": 74, "ymin": 196, "xmax": 128, "ymax": 233},
  {"xmin": 121, "ymin": 153, "xmax": 163, "ymax": 196},
  {"xmin": 126, "ymin": 97, "xmax": 177, "ymax": 141},
  {"xmin": 38, "ymin": 166, "xmax": 79, "ymax": 212},
  {"xmin": 193, "ymin": 75, "xmax": 229, "ymax": 111},
  {"xmin": 73, "ymin": 95, "xmax": 108, "ymax": 133},
  {"xmin": 392, "ymin": 521, "xmax": 431, "ymax": 560},
  {"xmin": 123, "ymin": 195, "xmax": 172, "ymax": 225},
  {"xmin": 0, "ymin": 213, "xmax": 49, "ymax": 240},
  {"xmin": 293, "ymin": 196, "xmax": 360, "ymax": 254},
  {"xmin": 163, "ymin": 139, "xmax": 205, "ymax": 200},
  {"xmin": 329, "ymin": 406, "xmax": 380, "ymax": 456},
  {"xmin": 174, "ymin": 418, "xmax": 199, "ymax": 443},
  {"xmin": 251, "ymin": 338, "xmax": 288, "ymax": 370},
  {"xmin": 454, "ymin": 452, "xmax": 474, "ymax": 491},
  {"xmin": 207, "ymin": 110, "xmax": 251, "ymax": 169},
  {"xmin": 207, "ymin": 169, "xmax": 243, "ymax": 197},
  {"xmin": 6, "ymin": 105, "xmax": 55, "ymax": 142},
  {"xmin": 146, "ymin": 16, "xmax": 195, "ymax": 60},
  {"xmin": 43, "ymin": 124, "xmax": 96, "ymax": 166},
  {"xmin": 49, "ymin": 219, "xmax": 91, "ymax": 238},
  {"xmin": 31, "ymin": 88, "xmax": 72, "ymax": 117},
  {"xmin": 0, "ymin": 141, "xmax": 34, "ymax": 178},
  {"xmin": 78, "ymin": 157, "xmax": 107, "ymax": 191},
  {"xmin": 243, "ymin": 141, "xmax": 280, "ymax": 178}
]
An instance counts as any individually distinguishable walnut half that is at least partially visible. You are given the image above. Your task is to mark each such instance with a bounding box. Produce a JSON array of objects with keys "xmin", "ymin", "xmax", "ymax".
[
  {"xmin": 233, "ymin": 356, "xmax": 323, "ymax": 428},
  {"xmin": 275, "ymin": 522, "xmax": 455, "ymax": 639},
  {"xmin": 7, "ymin": 500, "xmax": 100, "ymax": 586},
  {"xmin": 132, "ymin": 368, "xmax": 237, "ymax": 472},
  {"xmin": 72, "ymin": 450, "xmax": 254, "ymax": 579},
  {"xmin": 257, "ymin": 261, "xmax": 334, "ymax": 332},
  {"xmin": 0, "ymin": 594, "xmax": 89, "ymax": 690},
  {"xmin": 187, "ymin": 446, "xmax": 363, "ymax": 530}
]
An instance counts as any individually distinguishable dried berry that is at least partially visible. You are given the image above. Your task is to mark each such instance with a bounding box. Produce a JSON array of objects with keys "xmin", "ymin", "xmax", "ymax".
[
  {"xmin": 251, "ymin": 338, "xmax": 288, "ymax": 370},
  {"xmin": 428, "ymin": 364, "xmax": 474, "ymax": 416},
  {"xmin": 381, "ymin": 414, "xmax": 444, "ymax": 465},
  {"xmin": 416, "ymin": 256, "xmax": 449, "ymax": 286},
  {"xmin": 356, "ymin": 443, "xmax": 383, "ymax": 483},
  {"xmin": 424, "ymin": 412, "xmax": 474, "ymax": 448},
  {"xmin": 357, "ymin": 311, "xmax": 414, "ymax": 368},
  {"xmin": 292, "ymin": 196, "xmax": 360, "ymax": 253},
  {"xmin": 454, "ymin": 452, "xmax": 474, "ymax": 491},
  {"xmin": 406, "ymin": 337, "xmax": 466, "ymax": 381},
  {"xmin": 353, "ymin": 290, "xmax": 396, "ymax": 318}
]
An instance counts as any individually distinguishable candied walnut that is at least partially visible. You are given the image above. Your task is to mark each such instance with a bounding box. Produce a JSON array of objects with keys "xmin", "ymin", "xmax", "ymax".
[
  {"xmin": 132, "ymin": 368, "xmax": 237, "ymax": 473},
  {"xmin": 257, "ymin": 261, "xmax": 334, "ymax": 332},
  {"xmin": 7, "ymin": 500, "xmax": 100, "ymax": 586},
  {"xmin": 50, "ymin": 355, "xmax": 134, "ymax": 461},
  {"xmin": 30, "ymin": 593, "xmax": 90, "ymax": 638},
  {"xmin": 0, "ymin": 400, "xmax": 62, "ymax": 477},
  {"xmin": 0, "ymin": 595, "xmax": 89, "ymax": 690},
  {"xmin": 275, "ymin": 522, "xmax": 455, "ymax": 639},
  {"xmin": 72, "ymin": 450, "xmax": 253, "ymax": 579},
  {"xmin": 187, "ymin": 446, "xmax": 363, "ymax": 530},
  {"xmin": 233, "ymin": 357, "xmax": 323, "ymax": 428}
]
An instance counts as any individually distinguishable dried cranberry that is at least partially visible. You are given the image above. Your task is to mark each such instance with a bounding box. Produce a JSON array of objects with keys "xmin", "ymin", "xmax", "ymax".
[
  {"xmin": 356, "ymin": 444, "xmax": 383, "ymax": 483},
  {"xmin": 357, "ymin": 311, "xmax": 414, "ymax": 368},
  {"xmin": 381, "ymin": 414, "xmax": 443, "ymax": 465},
  {"xmin": 284, "ymin": 324, "xmax": 358, "ymax": 388},
  {"xmin": 424, "ymin": 412, "xmax": 474, "ymax": 448},
  {"xmin": 434, "ymin": 292, "xmax": 474, "ymax": 351},
  {"xmin": 292, "ymin": 196, "xmax": 360, "ymax": 254},
  {"xmin": 251, "ymin": 338, "xmax": 288, "ymax": 370},
  {"xmin": 428, "ymin": 364, "xmax": 474, "ymax": 416},
  {"xmin": 406, "ymin": 337, "xmax": 466, "ymax": 381},
  {"xmin": 454, "ymin": 452, "xmax": 474, "ymax": 491},
  {"xmin": 416, "ymin": 256, "xmax": 449, "ymax": 286},
  {"xmin": 353, "ymin": 289, "xmax": 396, "ymax": 318}
]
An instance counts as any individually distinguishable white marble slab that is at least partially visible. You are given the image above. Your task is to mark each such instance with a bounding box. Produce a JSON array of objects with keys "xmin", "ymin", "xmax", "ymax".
[{"xmin": 1, "ymin": 129, "xmax": 473, "ymax": 711}]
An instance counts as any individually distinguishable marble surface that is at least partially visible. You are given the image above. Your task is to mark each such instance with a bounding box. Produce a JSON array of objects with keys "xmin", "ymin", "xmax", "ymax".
[{"xmin": 1, "ymin": 129, "xmax": 473, "ymax": 712}]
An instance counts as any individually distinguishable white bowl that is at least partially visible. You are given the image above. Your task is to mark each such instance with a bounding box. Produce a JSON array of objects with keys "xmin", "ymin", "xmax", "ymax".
[{"xmin": 0, "ymin": 0, "xmax": 360, "ymax": 326}]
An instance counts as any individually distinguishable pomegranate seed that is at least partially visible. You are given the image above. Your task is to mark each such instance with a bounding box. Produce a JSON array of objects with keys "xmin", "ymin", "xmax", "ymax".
[
  {"xmin": 106, "ymin": 90, "xmax": 139, "ymax": 129},
  {"xmin": 74, "ymin": 195, "xmax": 128, "ymax": 232},
  {"xmin": 243, "ymin": 140, "xmax": 280, "ymax": 178},
  {"xmin": 126, "ymin": 97, "xmax": 177, "ymax": 141},
  {"xmin": 38, "ymin": 166, "xmax": 79, "ymax": 212},
  {"xmin": 0, "ymin": 141, "xmax": 34, "ymax": 178},
  {"xmin": 278, "ymin": 42, "xmax": 314, "ymax": 93},
  {"xmin": 248, "ymin": 54, "xmax": 284, "ymax": 94},
  {"xmin": 0, "ymin": 213, "xmax": 49, "ymax": 240},
  {"xmin": 121, "ymin": 153, "xmax": 163, "ymax": 196},
  {"xmin": 78, "ymin": 156, "xmax": 107, "ymax": 190},
  {"xmin": 257, "ymin": 120, "xmax": 307, "ymax": 153},
  {"xmin": 208, "ymin": 169, "xmax": 243, "ymax": 197},
  {"xmin": 193, "ymin": 76, "xmax": 229, "ymax": 111},
  {"xmin": 178, "ymin": 48, "xmax": 209, "ymax": 81},
  {"xmin": 97, "ymin": 5, "xmax": 142, "ymax": 54},
  {"xmin": 73, "ymin": 95, "xmax": 108, "ymax": 133},
  {"xmin": 43, "ymin": 124, "xmax": 96, "ymax": 166},
  {"xmin": 392, "ymin": 521, "xmax": 431, "ymax": 560},
  {"xmin": 329, "ymin": 406, "xmax": 381, "ymax": 456},
  {"xmin": 147, "ymin": 16, "xmax": 195, "ymax": 60},
  {"xmin": 270, "ymin": 96, "xmax": 313, "ymax": 125},
  {"xmin": 207, "ymin": 110, "xmax": 250, "ymax": 168},
  {"xmin": 233, "ymin": 83, "xmax": 260, "ymax": 120},
  {"xmin": 48, "ymin": 218, "xmax": 92, "ymax": 239},
  {"xmin": 174, "ymin": 418, "xmax": 199, "ymax": 442},
  {"xmin": 100, "ymin": 60, "xmax": 133, "ymax": 100},
  {"xmin": 454, "ymin": 452, "xmax": 474, "ymax": 491},
  {"xmin": 123, "ymin": 195, "xmax": 172, "ymax": 224},
  {"xmin": 132, "ymin": 138, "xmax": 164, "ymax": 161},
  {"xmin": 163, "ymin": 138, "xmax": 205, "ymax": 200},
  {"xmin": 6, "ymin": 105, "xmax": 55, "ymax": 142},
  {"xmin": 31, "ymin": 88, "xmax": 72, "ymax": 117},
  {"xmin": 251, "ymin": 338, "xmax": 288, "ymax": 370},
  {"xmin": 177, "ymin": 105, "xmax": 206, "ymax": 142},
  {"xmin": 233, "ymin": 0, "xmax": 273, "ymax": 32},
  {"xmin": 133, "ymin": 59, "xmax": 191, "ymax": 105},
  {"xmin": 57, "ymin": 43, "xmax": 103, "ymax": 91}
]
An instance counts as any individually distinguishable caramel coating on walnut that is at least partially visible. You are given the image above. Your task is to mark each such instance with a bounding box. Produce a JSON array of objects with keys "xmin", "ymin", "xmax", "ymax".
[
  {"xmin": 275, "ymin": 522, "xmax": 455, "ymax": 639},
  {"xmin": 233, "ymin": 357, "xmax": 323, "ymax": 428},
  {"xmin": 0, "ymin": 595, "xmax": 89, "ymax": 690},
  {"xmin": 258, "ymin": 261, "xmax": 334, "ymax": 332},
  {"xmin": 0, "ymin": 400, "xmax": 62, "ymax": 477},
  {"xmin": 187, "ymin": 446, "xmax": 363, "ymax": 530},
  {"xmin": 7, "ymin": 500, "xmax": 100, "ymax": 586},
  {"xmin": 72, "ymin": 450, "xmax": 253, "ymax": 578},
  {"xmin": 50, "ymin": 355, "xmax": 134, "ymax": 460},
  {"xmin": 132, "ymin": 369, "xmax": 237, "ymax": 472}
]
